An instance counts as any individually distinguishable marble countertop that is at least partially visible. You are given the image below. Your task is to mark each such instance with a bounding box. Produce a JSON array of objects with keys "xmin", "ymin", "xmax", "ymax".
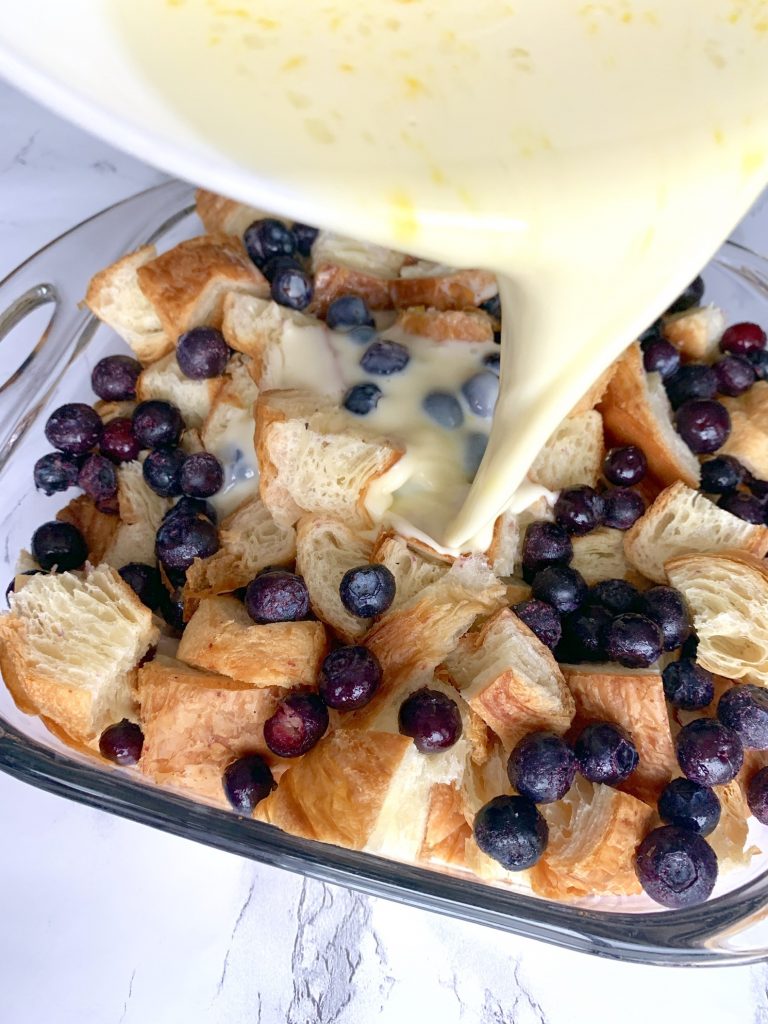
[{"xmin": 0, "ymin": 78, "xmax": 767, "ymax": 1024}]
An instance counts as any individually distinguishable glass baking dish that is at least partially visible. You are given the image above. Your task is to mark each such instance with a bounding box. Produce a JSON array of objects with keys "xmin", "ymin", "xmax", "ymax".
[{"xmin": 2, "ymin": 178, "xmax": 768, "ymax": 966}]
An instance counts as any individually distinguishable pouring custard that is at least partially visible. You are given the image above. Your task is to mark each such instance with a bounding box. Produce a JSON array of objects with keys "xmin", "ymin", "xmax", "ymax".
[{"xmin": 114, "ymin": 0, "xmax": 768, "ymax": 549}]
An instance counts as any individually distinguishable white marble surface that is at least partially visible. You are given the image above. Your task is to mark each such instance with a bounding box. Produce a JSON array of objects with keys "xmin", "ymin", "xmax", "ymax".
[{"xmin": 1, "ymin": 77, "xmax": 768, "ymax": 1023}]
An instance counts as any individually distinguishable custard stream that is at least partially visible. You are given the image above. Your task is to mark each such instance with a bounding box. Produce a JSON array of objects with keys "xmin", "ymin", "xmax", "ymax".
[{"xmin": 115, "ymin": 0, "xmax": 768, "ymax": 548}]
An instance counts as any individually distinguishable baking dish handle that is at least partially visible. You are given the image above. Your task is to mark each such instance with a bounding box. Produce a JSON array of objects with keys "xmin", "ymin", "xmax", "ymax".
[{"xmin": 0, "ymin": 179, "xmax": 195, "ymax": 471}]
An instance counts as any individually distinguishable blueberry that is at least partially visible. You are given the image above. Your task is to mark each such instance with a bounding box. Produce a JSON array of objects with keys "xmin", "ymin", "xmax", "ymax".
[
  {"xmin": 507, "ymin": 732, "xmax": 576, "ymax": 803},
  {"xmin": 318, "ymin": 645, "xmax": 382, "ymax": 710},
  {"xmin": 100, "ymin": 417, "xmax": 141, "ymax": 463},
  {"xmin": 99, "ymin": 719, "xmax": 144, "ymax": 766},
  {"xmin": 244, "ymin": 218, "xmax": 296, "ymax": 270},
  {"xmin": 464, "ymin": 432, "xmax": 488, "ymax": 479},
  {"xmin": 292, "ymin": 222, "xmax": 319, "ymax": 258},
  {"xmin": 33, "ymin": 452, "xmax": 80, "ymax": 495},
  {"xmin": 263, "ymin": 692, "xmax": 329, "ymax": 757},
  {"xmin": 531, "ymin": 565, "xmax": 587, "ymax": 615},
  {"xmin": 605, "ymin": 612, "xmax": 663, "ymax": 667},
  {"xmin": 348, "ymin": 325, "xmax": 378, "ymax": 346},
  {"xmin": 639, "ymin": 320, "xmax": 663, "ymax": 346},
  {"xmin": 473, "ymin": 795, "xmax": 548, "ymax": 871},
  {"xmin": 360, "ymin": 339, "xmax": 410, "ymax": 375},
  {"xmin": 45, "ymin": 403, "xmax": 102, "ymax": 455},
  {"xmin": 222, "ymin": 754, "xmax": 276, "ymax": 813},
  {"xmin": 340, "ymin": 563, "xmax": 396, "ymax": 618},
  {"xmin": 717, "ymin": 492, "xmax": 765, "ymax": 524},
  {"xmin": 720, "ymin": 321, "xmax": 767, "ymax": 356},
  {"xmin": 666, "ymin": 276, "xmax": 705, "ymax": 315},
  {"xmin": 261, "ymin": 254, "xmax": 302, "ymax": 283},
  {"xmin": 603, "ymin": 445, "xmax": 647, "ymax": 487},
  {"xmin": 574, "ymin": 722, "xmax": 639, "ymax": 784},
  {"xmin": 746, "ymin": 348, "xmax": 768, "ymax": 380},
  {"xmin": 180, "ymin": 452, "xmax": 224, "ymax": 498},
  {"xmin": 91, "ymin": 354, "xmax": 141, "ymax": 401},
  {"xmin": 176, "ymin": 327, "xmax": 229, "ymax": 380},
  {"xmin": 665, "ymin": 364, "xmax": 717, "ymax": 409},
  {"xmin": 640, "ymin": 586, "xmax": 691, "ymax": 652},
  {"xmin": 77, "ymin": 453, "xmax": 118, "ymax": 504},
  {"xmin": 699, "ymin": 455, "xmax": 745, "ymax": 494},
  {"xmin": 163, "ymin": 495, "xmax": 218, "ymax": 525},
  {"xmin": 565, "ymin": 603, "xmax": 612, "ymax": 660},
  {"xmin": 512, "ymin": 599, "xmax": 562, "ymax": 650},
  {"xmin": 461, "ymin": 371, "xmax": 499, "ymax": 418},
  {"xmin": 602, "ymin": 488, "xmax": 646, "ymax": 530},
  {"xmin": 326, "ymin": 295, "xmax": 375, "ymax": 331},
  {"xmin": 717, "ymin": 684, "xmax": 768, "ymax": 749},
  {"xmin": 132, "ymin": 400, "xmax": 184, "ymax": 450},
  {"xmin": 662, "ymin": 659, "xmax": 714, "ymax": 710},
  {"xmin": 143, "ymin": 448, "xmax": 185, "ymax": 498},
  {"xmin": 634, "ymin": 825, "xmax": 717, "ymax": 908},
  {"xmin": 714, "ymin": 355, "xmax": 756, "ymax": 397},
  {"xmin": 642, "ymin": 338, "xmax": 680, "ymax": 379},
  {"xmin": 480, "ymin": 293, "xmax": 501, "ymax": 321},
  {"xmin": 554, "ymin": 486, "xmax": 605, "ymax": 536},
  {"xmin": 483, "ymin": 351, "xmax": 501, "ymax": 376},
  {"xmin": 658, "ymin": 778, "xmax": 721, "ymax": 836},
  {"xmin": 31, "ymin": 521, "xmax": 87, "ymax": 571},
  {"xmin": 748, "ymin": 473, "xmax": 768, "ymax": 500},
  {"xmin": 159, "ymin": 588, "xmax": 186, "ymax": 635},
  {"xmin": 589, "ymin": 578, "xmax": 640, "ymax": 615},
  {"xmin": 676, "ymin": 718, "xmax": 743, "ymax": 786},
  {"xmin": 244, "ymin": 569, "xmax": 309, "ymax": 623},
  {"xmin": 271, "ymin": 264, "xmax": 314, "ymax": 311},
  {"xmin": 343, "ymin": 382, "xmax": 383, "ymax": 416},
  {"xmin": 422, "ymin": 391, "xmax": 464, "ymax": 428},
  {"xmin": 521, "ymin": 521, "xmax": 573, "ymax": 580},
  {"xmin": 155, "ymin": 513, "xmax": 219, "ymax": 571},
  {"xmin": 398, "ymin": 687, "xmax": 463, "ymax": 753},
  {"xmin": 747, "ymin": 766, "xmax": 768, "ymax": 823},
  {"xmin": 118, "ymin": 562, "xmax": 165, "ymax": 611},
  {"xmin": 676, "ymin": 399, "xmax": 731, "ymax": 454}
]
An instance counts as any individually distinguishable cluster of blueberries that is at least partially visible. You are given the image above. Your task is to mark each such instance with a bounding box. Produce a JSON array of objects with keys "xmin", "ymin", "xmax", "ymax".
[
  {"xmin": 243, "ymin": 217, "xmax": 318, "ymax": 312},
  {"xmin": 642, "ymin": 274, "xmax": 768, "ymax": 467}
]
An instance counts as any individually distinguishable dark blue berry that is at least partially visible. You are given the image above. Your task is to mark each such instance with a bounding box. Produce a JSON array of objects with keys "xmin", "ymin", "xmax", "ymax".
[
  {"xmin": 658, "ymin": 778, "xmax": 721, "ymax": 836},
  {"xmin": 176, "ymin": 327, "xmax": 229, "ymax": 379},
  {"xmin": 340, "ymin": 563, "xmax": 396, "ymax": 618},
  {"xmin": 639, "ymin": 320, "xmax": 662, "ymax": 346},
  {"xmin": 699, "ymin": 455, "xmax": 745, "ymax": 494},
  {"xmin": 605, "ymin": 612, "xmax": 662, "ymax": 667},
  {"xmin": 271, "ymin": 264, "xmax": 314, "ymax": 311},
  {"xmin": 348, "ymin": 325, "xmax": 377, "ymax": 346},
  {"xmin": 720, "ymin": 321, "xmax": 766, "ymax": 356},
  {"xmin": 118, "ymin": 562, "xmax": 165, "ymax": 611},
  {"xmin": 473, "ymin": 795, "xmax": 548, "ymax": 870},
  {"xmin": 159, "ymin": 588, "xmax": 186, "ymax": 634},
  {"xmin": 45, "ymin": 403, "xmax": 102, "ymax": 455},
  {"xmin": 222, "ymin": 754, "xmax": 276, "ymax": 813},
  {"xmin": 78, "ymin": 453, "xmax": 118, "ymax": 504},
  {"xmin": 326, "ymin": 295, "xmax": 375, "ymax": 331},
  {"xmin": 640, "ymin": 586, "xmax": 691, "ymax": 652},
  {"xmin": 554, "ymin": 486, "xmax": 605, "ymax": 536},
  {"xmin": 33, "ymin": 452, "xmax": 80, "ymax": 495},
  {"xmin": 91, "ymin": 355, "xmax": 141, "ymax": 401},
  {"xmin": 422, "ymin": 391, "xmax": 464, "ymax": 428},
  {"xmin": 344, "ymin": 382, "xmax": 383, "ymax": 416},
  {"xmin": 100, "ymin": 417, "xmax": 141, "ymax": 463},
  {"xmin": 574, "ymin": 722, "xmax": 639, "ymax": 784},
  {"xmin": 634, "ymin": 825, "xmax": 717, "ymax": 908},
  {"xmin": 589, "ymin": 578, "xmax": 640, "ymax": 615},
  {"xmin": 662, "ymin": 659, "xmax": 714, "ymax": 710},
  {"xmin": 714, "ymin": 355, "xmax": 756, "ymax": 397},
  {"xmin": 747, "ymin": 766, "xmax": 768, "ymax": 824},
  {"xmin": 507, "ymin": 732, "xmax": 576, "ymax": 803},
  {"xmin": 717, "ymin": 684, "xmax": 768, "ymax": 749},
  {"xmin": 675, "ymin": 399, "xmax": 730, "ymax": 454},
  {"xmin": 602, "ymin": 488, "xmax": 646, "ymax": 530},
  {"xmin": 717, "ymin": 492, "xmax": 765, "ymax": 524},
  {"xmin": 292, "ymin": 222, "xmax": 318, "ymax": 258},
  {"xmin": 512, "ymin": 599, "xmax": 562, "ymax": 650},
  {"xmin": 244, "ymin": 218, "xmax": 296, "ymax": 270},
  {"xmin": 483, "ymin": 351, "xmax": 501, "ymax": 376},
  {"xmin": 132, "ymin": 400, "xmax": 184, "ymax": 450},
  {"xmin": 31, "ymin": 521, "xmax": 87, "ymax": 571},
  {"xmin": 565, "ymin": 603, "xmax": 612, "ymax": 660},
  {"xmin": 264, "ymin": 692, "xmax": 329, "ymax": 757},
  {"xmin": 180, "ymin": 452, "xmax": 224, "ymax": 498},
  {"xmin": 521, "ymin": 522, "xmax": 573, "ymax": 580},
  {"xmin": 603, "ymin": 445, "xmax": 647, "ymax": 487},
  {"xmin": 642, "ymin": 338, "xmax": 680, "ymax": 379},
  {"xmin": 531, "ymin": 565, "xmax": 587, "ymax": 615},
  {"xmin": 143, "ymin": 448, "xmax": 185, "ymax": 497},
  {"xmin": 163, "ymin": 496, "xmax": 218, "ymax": 525},
  {"xmin": 676, "ymin": 718, "xmax": 743, "ymax": 786},
  {"xmin": 398, "ymin": 687, "xmax": 463, "ymax": 753},
  {"xmin": 245, "ymin": 570, "xmax": 309, "ymax": 623},
  {"xmin": 318, "ymin": 645, "xmax": 382, "ymax": 710},
  {"xmin": 155, "ymin": 513, "xmax": 219, "ymax": 571},
  {"xmin": 461, "ymin": 371, "xmax": 499, "ymax": 418},
  {"xmin": 746, "ymin": 348, "xmax": 768, "ymax": 380},
  {"xmin": 99, "ymin": 719, "xmax": 144, "ymax": 766},
  {"xmin": 464, "ymin": 433, "xmax": 488, "ymax": 479},
  {"xmin": 261, "ymin": 254, "xmax": 302, "ymax": 283},
  {"xmin": 480, "ymin": 294, "xmax": 501, "ymax": 321},
  {"xmin": 666, "ymin": 276, "xmax": 705, "ymax": 315},
  {"xmin": 665, "ymin": 364, "xmax": 717, "ymax": 409},
  {"xmin": 360, "ymin": 339, "xmax": 410, "ymax": 375}
]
